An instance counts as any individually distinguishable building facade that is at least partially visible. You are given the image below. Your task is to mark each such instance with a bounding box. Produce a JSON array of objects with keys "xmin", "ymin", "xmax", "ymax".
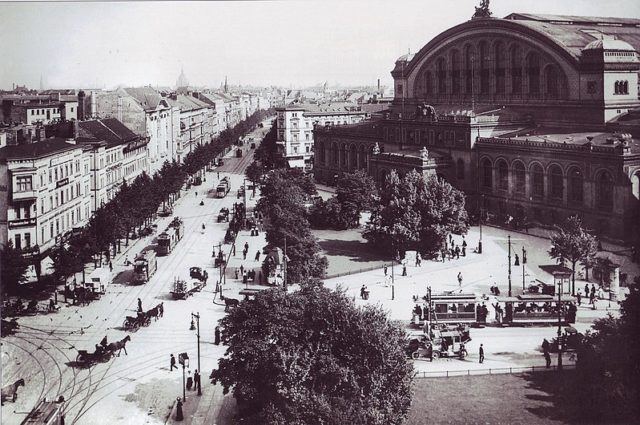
[
  {"xmin": 314, "ymin": 11, "xmax": 640, "ymax": 243},
  {"xmin": 276, "ymin": 104, "xmax": 368, "ymax": 169}
]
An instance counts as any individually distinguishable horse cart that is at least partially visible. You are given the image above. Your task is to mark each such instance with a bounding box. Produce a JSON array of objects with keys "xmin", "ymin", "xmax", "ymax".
[
  {"xmin": 76, "ymin": 346, "xmax": 113, "ymax": 365},
  {"xmin": 171, "ymin": 279, "xmax": 204, "ymax": 300},
  {"xmin": 123, "ymin": 312, "xmax": 151, "ymax": 331},
  {"xmin": 190, "ymin": 267, "xmax": 208, "ymax": 284}
]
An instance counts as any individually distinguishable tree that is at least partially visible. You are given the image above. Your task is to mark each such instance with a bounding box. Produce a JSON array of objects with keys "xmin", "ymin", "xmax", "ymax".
[
  {"xmin": 364, "ymin": 170, "xmax": 469, "ymax": 257},
  {"xmin": 0, "ymin": 241, "xmax": 29, "ymax": 294},
  {"xmin": 549, "ymin": 216, "xmax": 598, "ymax": 295},
  {"xmin": 572, "ymin": 276, "xmax": 640, "ymax": 422},
  {"xmin": 211, "ymin": 286, "xmax": 413, "ymax": 424}
]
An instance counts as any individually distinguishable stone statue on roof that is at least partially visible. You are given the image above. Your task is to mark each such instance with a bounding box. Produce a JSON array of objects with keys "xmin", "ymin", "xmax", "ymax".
[
  {"xmin": 373, "ymin": 143, "xmax": 381, "ymax": 155},
  {"xmin": 420, "ymin": 146, "xmax": 429, "ymax": 160},
  {"xmin": 472, "ymin": 0, "xmax": 492, "ymax": 19}
]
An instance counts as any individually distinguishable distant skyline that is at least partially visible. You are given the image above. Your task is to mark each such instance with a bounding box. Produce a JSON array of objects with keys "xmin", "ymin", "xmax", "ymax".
[{"xmin": 1, "ymin": 0, "xmax": 639, "ymax": 90}]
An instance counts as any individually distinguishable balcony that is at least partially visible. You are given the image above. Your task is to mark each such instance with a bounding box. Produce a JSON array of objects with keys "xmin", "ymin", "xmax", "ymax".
[{"xmin": 13, "ymin": 190, "xmax": 38, "ymax": 201}]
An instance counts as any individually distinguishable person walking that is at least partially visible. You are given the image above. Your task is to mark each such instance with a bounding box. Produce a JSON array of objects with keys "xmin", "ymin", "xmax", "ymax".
[
  {"xmin": 244, "ymin": 242, "xmax": 249, "ymax": 253},
  {"xmin": 137, "ymin": 298, "xmax": 143, "ymax": 313},
  {"xmin": 455, "ymin": 245, "xmax": 460, "ymax": 259},
  {"xmin": 214, "ymin": 326, "xmax": 220, "ymax": 345},
  {"xmin": 441, "ymin": 250, "xmax": 446, "ymax": 263},
  {"xmin": 235, "ymin": 269, "xmax": 239, "ymax": 279},
  {"xmin": 585, "ymin": 283, "xmax": 589, "ymax": 297},
  {"xmin": 402, "ymin": 265, "xmax": 407, "ymax": 276},
  {"xmin": 170, "ymin": 354, "xmax": 177, "ymax": 371},
  {"xmin": 240, "ymin": 264, "xmax": 244, "ymax": 275},
  {"xmin": 383, "ymin": 265, "xmax": 388, "ymax": 276},
  {"xmin": 243, "ymin": 249, "xmax": 247, "ymax": 260},
  {"xmin": 462, "ymin": 239, "xmax": 467, "ymax": 257},
  {"xmin": 109, "ymin": 261, "xmax": 113, "ymax": 273},
  {"xmin": 479, "ymin": 344, "xmax": 485, "ymax": 363},
  {"xmin": 255, "ymin": 251, "xmax": 260, "ymax": 261},
  {"xmin": 457, "ymin": 272, "xmax": 463, "ymax": 288},
  {"xmin": 232, "ymin": 245, "xmax": 236, "ymax": 256},
  {"xmin": 576, "ymin": 290, "xmax": 582, "ymax": 306},
  {"xmin": 194, "ymin": 369, "xmax": 201, "ymax": 393}
]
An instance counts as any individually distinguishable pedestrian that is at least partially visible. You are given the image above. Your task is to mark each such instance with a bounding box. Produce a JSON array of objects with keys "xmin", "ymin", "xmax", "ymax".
[
  {"xmin": 576, "ymin": 290, "xmax": 582, "ymax": 306},
  {"xmin": 49, "ymin": 298, "xmax": 55, "ymax": 312},
  {"xmin": 235, "ymin": 269, "xmax": 239, "ymax": 279},
  {"xmin": 455, "ymin": 245, "xmax": 460, "ymax": 259},
  {"xmin": 457, "ymin": 272, "xmax": 463, "ymax": 288},
  {"xmin": 383, "ymin": 265, "xmax": 388, "ymax": 276},
  {"xmin": 214, "ymin": 326, "xmax": 220, "ymax": 345},
  {"xmin": 217, "ymin": 171, "xmax": 220, "ymax": 179},
  {"xmin": 109, "ymin": 261, "xmax": 113, "ymax": 272},
  {"xmin": 243, "ymin": 250, "xmax": 247, "ymax": 260},
  {"xmin": 186, "ymin": 371, "xmax": 193, "ymax": 390},
  {"xmin": 240, "ymin": 264, "xmax": 244, "ymax": 275},
  {"xmin": 417, "ymin": 253, "xmax": 422, "ymax": 267},
  {"xmin": 585, "ymin": 283, "xmax": 589, "ymax": 296},
  {"xmin": 360, "ymin": 285, "xmax": 366, "ymax": 299},
  {"xmin": 462, "ymin": 246, "xmax": 466, "ymax": 257},
  {"xmin": 590, "ymin": 290, "xmax": 595, "ymax": 306},
  {"xmin": 591, "ymin": 284, "xmax": 596, "ymax": 299},
  {"xmin": 479, "ymin": 343, "xmax": 485, "ymax": 363},
  {"xmin": 255, "ymin": 251, "xmax": 260, "ymax": 261},
  {"xmin": 170, "ymin": 354, "xmax": 177, "ymax": 371},
  {"xmin": 176, "ymin": 397, "xmax": 183, "ymax": 421},
  {"xmin": 402, "ymin": 265, "xmax": 407, "ymax": 276},
  {"xmin": 598, "ymin": 286, "xmax": 604, "ymax": 301},
  {"xmin": 441, "ymin": 250, "xmax": 446, "ymax": 263},
  {"xmin": 194, "ymin": 369, "xmax": 201, "ymax": 393},
  {"xmin": 232, "ymin": 245, "xmax": 236, "ymax": 256},
  {"xmin": 125, "ymin": 256, "xmax": 129, "ymax": 266},
  {"xmin": 101, "ymin": 335, "xmax": 108, "ymax": 347},
  {"xmin": 542, "ymin": 338, "xmax": 550, "ymax": 354},
  {"xmin": 137, "ymin": 298, "xmax": 142, "ymax": 313},
  {"xmin": 244, "ymin": 242, "xmax": 249, "ymax": 252},
  {"xmin": 544, "ymin": 350, "xmax": 551, "ymax": 368},
  {"xmin": 242, "ymin": 271, "xmax": 248, "ymax": 284},
  {"xmin": 449, "ymin": 234, "xmax": 453, "ymax": 245}
]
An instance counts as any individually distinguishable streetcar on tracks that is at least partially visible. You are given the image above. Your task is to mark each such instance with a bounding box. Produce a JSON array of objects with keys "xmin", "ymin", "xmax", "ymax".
[
  {"xmin": 497, "ymin": 294, "xmax": 577, "ymax": 326},
  {"xmin": 131, "ymin": 250, "xmax": 157, "ymax": 284},
  {"xmin": 156, "ymin": 217, "xmax": 184, "ymax": 256},
  {"xmin": 429, "ymin": 293, "xmax": 479, "ymax": 325},
  {"xmin": 21, "ymin": 397, "xmax": 65, "ymax": 425}
]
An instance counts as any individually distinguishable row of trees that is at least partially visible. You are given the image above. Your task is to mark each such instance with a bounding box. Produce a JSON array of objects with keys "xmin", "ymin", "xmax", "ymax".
[
  {"xmin": 1, "ymin": 109, "xmax": 274, "ymax": 294},
  {"xmin": 211, "ymin": 283, "xmax": 413, "ymax": 424}
]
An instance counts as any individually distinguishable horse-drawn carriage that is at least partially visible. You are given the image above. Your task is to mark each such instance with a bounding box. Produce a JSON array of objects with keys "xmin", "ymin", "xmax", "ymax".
[
  {"xmin": 75, "ymin": 335, "xmax": 131, "ymax": 365},
  {"xmin": 217, "ymin": 208, "xmax": 230, "ymax": 222},
  {"xmin": 190, "ymin": 267, "xmax": 208, "ymax": 284},
  {"xmin": 1, "ymin": 318, "xmax": 19, "ymax": 336},
  {"xmin": 122, "ymin": 303, "xmax": 164, "ymax": 330},
  {"xmin": 171, "ymin": 278, "xmax": 204, "ymax": 300},
  {"xmin": 2, "ymin": 299, "xmax": 40, "ymax": 317}
]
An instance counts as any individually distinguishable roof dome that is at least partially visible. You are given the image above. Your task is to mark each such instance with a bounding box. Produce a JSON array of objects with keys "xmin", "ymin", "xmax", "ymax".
[
  {"xmin": 395, "ymin": 53, "xmax": 415, "ymax": 63},
  {"xmin": 584, "ymin": 38, "xmax": 635, "ymax": 51}
]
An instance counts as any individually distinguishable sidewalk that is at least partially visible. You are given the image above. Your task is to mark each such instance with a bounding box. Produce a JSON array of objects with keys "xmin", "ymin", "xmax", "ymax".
[{"xmin": 165, "ymin": 383, "xmax": 235, "ymax": 425}]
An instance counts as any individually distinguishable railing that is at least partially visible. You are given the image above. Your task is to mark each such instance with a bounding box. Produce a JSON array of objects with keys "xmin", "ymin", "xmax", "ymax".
[{"xmin": 413, "ymin": 363, "xmax": 576, "ymax": 378}]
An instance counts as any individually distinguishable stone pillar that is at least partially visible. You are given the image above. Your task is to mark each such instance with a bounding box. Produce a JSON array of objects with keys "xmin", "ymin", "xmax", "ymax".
[{"xmin": 609, "ymin": 266, "xmax": 620, "ymax": 302}]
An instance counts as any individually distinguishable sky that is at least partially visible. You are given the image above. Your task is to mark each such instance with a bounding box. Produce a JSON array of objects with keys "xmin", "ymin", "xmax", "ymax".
[{"xmin": 1, "ymin": 0, "xmax": 639, "ymax": 90}]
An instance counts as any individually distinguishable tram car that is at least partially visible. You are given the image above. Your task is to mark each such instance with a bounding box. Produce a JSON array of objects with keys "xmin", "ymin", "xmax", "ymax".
[
  {"xmin": 156, "ymin": 218, "xmax": 184, "ymax": 256},
  {"xmin": 497, "ymin": 294, "xmax": 577, "ymax": 326},
  {"xmin": 430, "ymin": 293, "xmax": 479, "ymax": 324},
  {"xmin": 21, "ymin": 397, "xmax": 65, "ymax": 425}
]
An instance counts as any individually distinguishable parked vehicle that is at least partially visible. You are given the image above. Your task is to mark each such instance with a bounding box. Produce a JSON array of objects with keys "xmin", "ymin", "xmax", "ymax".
[
  {"xmin": 85, "ymin": 268, "xmax": 111, "ymax": 294},
  {"xmin": 132, "ymin": 250, "xmax": 157, "ymax": 285},
  {"xmin": 171, "ymin": 278, "xmax": 204, "ymax": 299},
  {"xmin": 190, "ymin": 267, "xmax": 208, "ymax": 284},
  {"xmin": 193, "ymin": 176, "xmax": 202, "ymax": 186},
  {"xmin": 217, "ymin": 207, "xmax": 230, "ymax": 222},
  {"xmin": 157, "ymin": 204, "xmax": 173, "ymax": 217}
]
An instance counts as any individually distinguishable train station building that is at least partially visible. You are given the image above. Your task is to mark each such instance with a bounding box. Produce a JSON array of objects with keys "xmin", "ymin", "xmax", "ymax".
[{"xmin": 313, "ymin": 10, "xmax": 640, "ymax": 243}]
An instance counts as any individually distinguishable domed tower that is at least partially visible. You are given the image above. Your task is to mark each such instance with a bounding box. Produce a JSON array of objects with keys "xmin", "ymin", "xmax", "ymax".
[{"xmin": 581, "ymin": 37, "xmax": 639, "ymax": 122}]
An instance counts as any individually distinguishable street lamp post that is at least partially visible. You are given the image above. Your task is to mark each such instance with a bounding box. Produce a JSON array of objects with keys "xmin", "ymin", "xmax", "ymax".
[
  {"xmin": 522, "ymin": 247, "xmax": 527, "ymax": 291},
  {"xmin": 557, "ymin": 281, "xmax": 563, "ymax": 371},
  {"xmin": 391, "ymin": 260, "xmax": 395, "ymax": 301},
  {"xmin": 508, "ymin": 235, "xmax": 512, "ymax": 297},
  {"xmin": 178, "ymin": 353, "xmax": 189, "ymax": 401},
  {"xmin": 191, "ymin": 312, "xmax": 201, "ymax": 395}
]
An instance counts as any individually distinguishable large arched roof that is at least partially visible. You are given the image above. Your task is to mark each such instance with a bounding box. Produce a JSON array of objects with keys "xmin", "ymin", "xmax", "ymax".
[{"xmin": 393, "ymin": 14, "xmax": 640, "ymax": 76}]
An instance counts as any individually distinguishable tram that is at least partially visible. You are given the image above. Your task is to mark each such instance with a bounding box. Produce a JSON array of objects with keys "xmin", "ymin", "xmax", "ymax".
[
  {"xmin": 430, "ymin": 293, "xmax": 479, "ymax": 324},
  {"xmin": 497, "ymin": 294, "xmax": 577, "ymax": 326}
]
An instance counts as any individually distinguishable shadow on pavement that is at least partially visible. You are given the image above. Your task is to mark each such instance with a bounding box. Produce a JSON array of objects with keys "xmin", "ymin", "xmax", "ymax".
[{"xmin": 318, "ymin": 238, "xmax": 386, "ymax": 263}]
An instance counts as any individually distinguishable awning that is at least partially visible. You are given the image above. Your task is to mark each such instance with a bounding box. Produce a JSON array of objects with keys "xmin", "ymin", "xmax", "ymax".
[{"xmin": 287, "ymin": 159, "xmax": 305, "ymax": 168}]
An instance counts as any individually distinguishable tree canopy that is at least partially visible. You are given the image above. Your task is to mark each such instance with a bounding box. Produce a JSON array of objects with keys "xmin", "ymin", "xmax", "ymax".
[
  {"xmin": 257, "ymin": 169, "xmax": 327, "ymax": 284},
  {"xmin": 363, "ymin": 170, "xmax": 468, "ymax": 257},
  {"xmin": 549, "ymin": 216, "xmax": 598, "ymax": 295},
  {"xmin": 1, "ymin": 241, "xmax": 29, "ymax": 293},
  {"xmin": 211, "ymin": 286, "xmax": 413, "ymax": 425}
]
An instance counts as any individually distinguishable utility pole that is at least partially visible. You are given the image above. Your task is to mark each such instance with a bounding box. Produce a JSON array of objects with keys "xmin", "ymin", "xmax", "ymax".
[
  {"xmin": 522, "ymin": 247, "xmax": 526, "ymax": 291},
  {"xmin": 191, "ymin": 312, "xmax": 201, "ymax": 395},
  {"xmin": 508, "ymin": 234, "xmax": 512, "ymax": 297},
  {"xmin": 283, "ymin": 236, "xmax": 287, "ymax": 291},
  {"xmin": 557, "ymin": 280, "xmax": 563, "ymax": 371},
  {"xmin": 391, "ymin": 260, "xmax": 395, "ymax": 300}
]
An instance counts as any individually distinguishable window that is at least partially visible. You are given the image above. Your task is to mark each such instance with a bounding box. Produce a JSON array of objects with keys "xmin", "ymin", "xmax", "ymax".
[
  {"xmin": 482, "ymin": 159, "xmax": 492, "ymax": 188},
  {"xmin": 614, "ymin": 81, "xmax": 629, "ymax": 95},
  {"xmin": 350, "ymin": 145, "xmax": 357, "ymax": 167},
  {"xmin": 497, "ymin": 160, "xmax": 509, "ymax": 190},
  {"xmin": 14, "ymin": 234, "xmax": 21, "ymax": 250},
  {"xmin": 495, "ymin": 41, "xmax": 506, "ymax": 94},
  {"xmin": 531, "ymin": 164, "xmax": 544, "ymax": 198},
  {"xmin": 510, "ymin": 45, "xmax": 522, "ymax": 94},
  {"xmin": 305, "ymin": 133, "xmax": 310, "ymax": 141},
  {"xmin": 545, "ymin": 65, "xmax": 559, "ymax": 97},
  {"xmin": 332, "ymin": 143, "xmax": 338, "ymax": 164},
  {"xmin": 478, "ymin": 41, "xmax": 489, "ymax": 94},
  {"xmin": 437, "ymin": 58, "xmax": 446, "ymax": 94},
  {"xmin": 451, "ymin": 50, "xmax": 461, "ymax": 94},
  {"xmin": 549, "ymin": 165, "xmax": 563, "ymax": 199},
  {"xmin": 527, "ymin": 52, "xmax": 540, "ymax": 94},
  {"xmin": 456, "ymin": 158, "xmax": 465, "ymax": 180},
  {"xmin": 24, "ymin": 233, "xmax": 30, "ymax": 248},
  {"xmin": 596, "ymin": 171, "xmax": 614, "ymax": 210},
  {"xmin": 513, "ymin": 161, "xmax": 526, "ymax": 194},
  {"xmin": 569, "ymin": 167, "xmax": 583, "ymax": 203},
  {"xmin": 16, "ymin": 176, "xmax": 32, "ymax": 192}
]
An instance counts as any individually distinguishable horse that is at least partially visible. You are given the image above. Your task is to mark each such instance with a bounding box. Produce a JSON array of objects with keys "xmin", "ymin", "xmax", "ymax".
[
  {"xmin": 224, "ymin": 298, "xmax": 239, "ymax": 312},
  {"xmin": 1, "ymin": 379, "xmax": 25, "ymax": 405},
  {"xmin": 158, "ymin": 302, "xmax": 164, "ymax": 317},
  {"xmin": 107, "ymin": 335, "xmax": 131, "ymax": 357},
  {"xmin": 146, "ymin": 303, "xmax": 162, "ymax": 321}
]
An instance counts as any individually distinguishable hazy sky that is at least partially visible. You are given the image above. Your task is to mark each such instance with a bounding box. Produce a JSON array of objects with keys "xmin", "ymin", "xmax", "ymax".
[{"xmin": 1, "ymin": 0, "xmax": 639, "ymax": 90}]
